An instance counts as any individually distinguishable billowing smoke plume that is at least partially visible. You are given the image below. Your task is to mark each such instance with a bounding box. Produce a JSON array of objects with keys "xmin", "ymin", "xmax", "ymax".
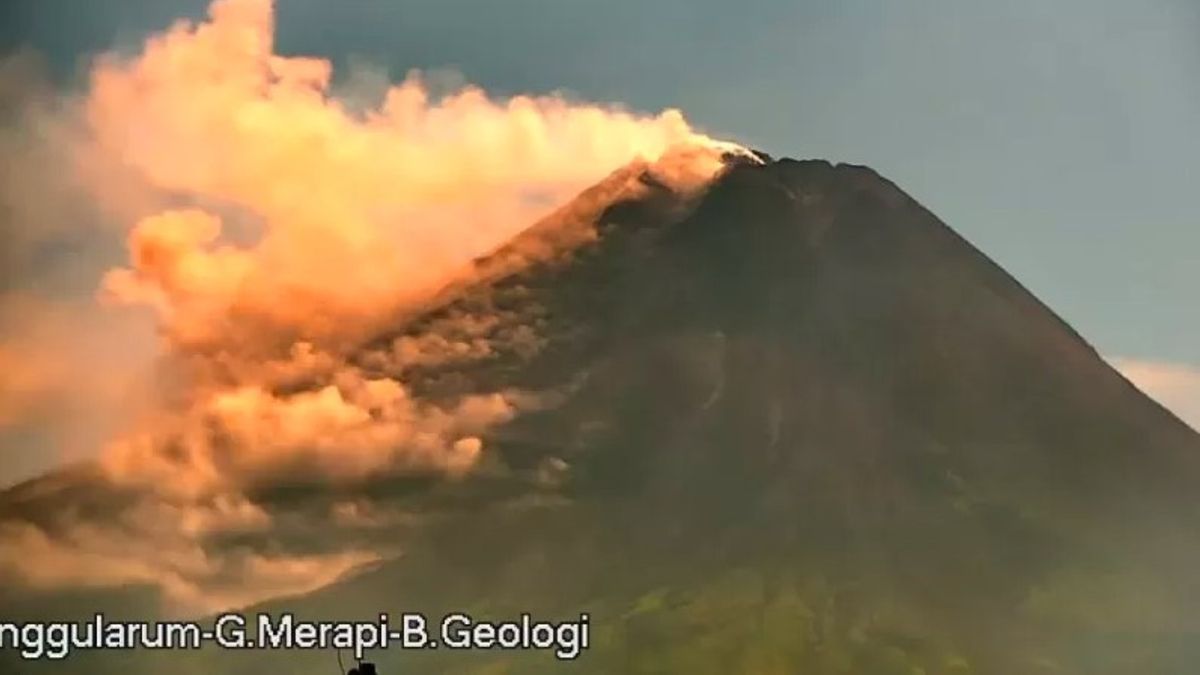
[{"xmin": 0, "ymin": 0, "xmax": 743, "ymax": 613}]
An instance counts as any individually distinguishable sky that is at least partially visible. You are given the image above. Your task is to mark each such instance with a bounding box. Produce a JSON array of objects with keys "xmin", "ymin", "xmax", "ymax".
[{"xmin": 1, "ymin": 0, "xmax": 1198, "ymax": 469}]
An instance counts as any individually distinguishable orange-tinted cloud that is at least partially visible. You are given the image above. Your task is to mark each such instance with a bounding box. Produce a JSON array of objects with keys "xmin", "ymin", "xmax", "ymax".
[
  {"xmin": 88, "ymin": 0, "xmax": 723, "ymax": 352},
  {"xmin": 82, "ymin": 0, "xmax": 745, "ymax": 494},
  {"xmin": 0, "ymin": 293, "xmax": 155, "ymax": 477},
  {"xmin": 0, "ymin": 0, "xmax": 748, "ymax": 613},
  {"xmin": 0, "ymin": 510, "xmax": 378, "ymax": 615}
]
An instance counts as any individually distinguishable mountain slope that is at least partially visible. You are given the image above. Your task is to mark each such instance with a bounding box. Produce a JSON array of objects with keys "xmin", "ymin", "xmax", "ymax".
[{"xmin": 5, "ymin": 155, "xmax": 1200, "ymax": 674}]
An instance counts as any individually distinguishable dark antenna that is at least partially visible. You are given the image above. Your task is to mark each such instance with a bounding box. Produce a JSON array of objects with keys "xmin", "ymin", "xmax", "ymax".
[{"xmin": 337, "ymin": 648, "xmax": 378, "ymax": 675}]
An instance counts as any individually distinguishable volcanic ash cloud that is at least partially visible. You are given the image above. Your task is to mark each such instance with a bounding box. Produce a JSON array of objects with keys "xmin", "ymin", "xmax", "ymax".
[{"xmin": 0, "ymin": 0, "xmax": 747, "ymax": 613}]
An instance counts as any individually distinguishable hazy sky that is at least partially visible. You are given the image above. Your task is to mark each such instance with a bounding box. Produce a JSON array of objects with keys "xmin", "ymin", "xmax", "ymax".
[{"xmin": 3, "ymin": 0, "xmax": 1198, "ymax": 423}]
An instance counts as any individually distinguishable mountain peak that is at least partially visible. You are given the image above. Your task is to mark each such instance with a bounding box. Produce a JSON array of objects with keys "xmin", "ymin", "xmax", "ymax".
[{"xmin": 5, "ymin": 149, "xmax": 1200, "ymax": 675}]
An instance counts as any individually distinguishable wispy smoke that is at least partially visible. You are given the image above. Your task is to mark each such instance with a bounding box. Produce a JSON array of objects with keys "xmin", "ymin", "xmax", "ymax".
[{"xmin": 0, "ymin": 0, "xmax": 741, "ymax": 613}]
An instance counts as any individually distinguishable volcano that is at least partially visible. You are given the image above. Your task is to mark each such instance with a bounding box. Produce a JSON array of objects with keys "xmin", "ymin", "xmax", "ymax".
[{"xmin": 3, "ymin": 153, "xmax": 1200, "ymax": 674}]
